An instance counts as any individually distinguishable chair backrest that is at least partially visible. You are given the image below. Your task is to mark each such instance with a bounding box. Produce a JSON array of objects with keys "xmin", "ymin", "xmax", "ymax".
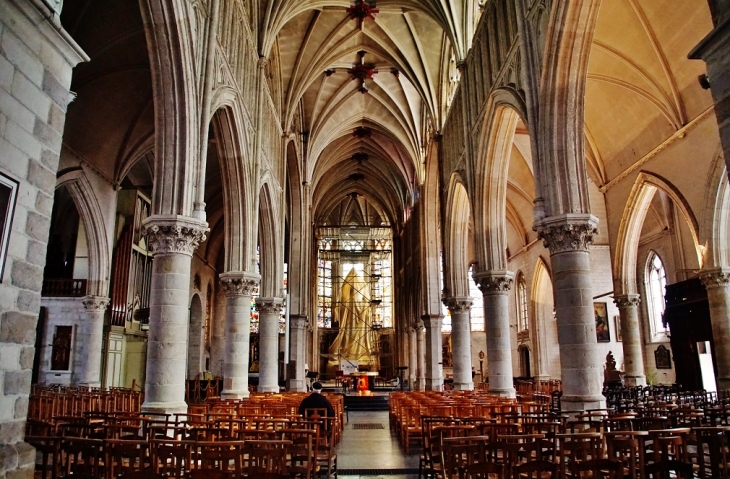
[
  {"xmin": 105, "ymin": 439, "xmax": 148, "ymax": 479},
  {"xmin": 570, "ymin": 458, "xmax": 623, "ymax": 479},
  {"xmin": 644, "ymin": 460, "xmax": 694, "ymax": 479},
  {"xmin": 511, "ymin": 460, "xmax": 558, "ymax": 479},
  {"xmin": 459, "ymin": 462, "xmax": 505, "ymax": 479}
]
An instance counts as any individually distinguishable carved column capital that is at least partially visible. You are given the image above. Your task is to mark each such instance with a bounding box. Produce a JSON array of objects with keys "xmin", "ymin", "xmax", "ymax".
[
  {"xmin": 700, "ymin": 268, "xmax": 730, "ymax": 290},
  {"xmin": 412, "ymin": 318, "xmax": 424, "ymax": 331},
  {"xmin": 255, "ymin": 297, "xmax": 284, "ymax": 314},
  {"xmin": 142, "ymin": 215, "xmax": 209, "ymax": 256},
  {"xmin": 82, "ymin": 296, "xmax": 110, "ymax": 312},
  {"xmin": 533, "ymin": 213, "xmax": 599, "ymax": 254},
  {"xmin": 219, "ymin": 271, "xmax": 260, "ymax": 297},
  {"xmin": 614, "ymin": 294, "xmax": 641, "ymax": 309},
  {"xmin": 258, "ymin": 56, "xmax": 269, "ymax": 69},
  {"xmin": 444, "ymin": 296, "xmax": 473, "ymax": 313},
  {"xmin": 473, "ymin": 271, "xmax": 514, "ymax": 294}
]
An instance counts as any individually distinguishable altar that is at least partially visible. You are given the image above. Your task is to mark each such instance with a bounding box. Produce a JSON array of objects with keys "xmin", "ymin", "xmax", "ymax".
[{"xmin": 351, "ymin": 371, "xmax": 378, "ymax": 391}]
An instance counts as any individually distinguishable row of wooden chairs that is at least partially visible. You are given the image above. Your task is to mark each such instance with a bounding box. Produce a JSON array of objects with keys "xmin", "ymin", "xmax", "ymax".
[
  {"xmin": 418, "ymin": 413, "xmax": 730, "ymax": 479},
  {"xmin": 29, "ymin": 387, "xmax": 143, "ymax": 423},
  {"xmin": 28, "ymin": 412, "xmax": 338, "ymax": 479}
]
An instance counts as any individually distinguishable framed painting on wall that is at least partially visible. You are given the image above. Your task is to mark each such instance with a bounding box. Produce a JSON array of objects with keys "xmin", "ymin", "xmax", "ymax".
[
  {"xmin": 594, "ymin": 302, "xmax": 610, "ymax": 342},
  {"xmin": 0, "ymin": 172, "xmax": 19, "ymax": 282}
]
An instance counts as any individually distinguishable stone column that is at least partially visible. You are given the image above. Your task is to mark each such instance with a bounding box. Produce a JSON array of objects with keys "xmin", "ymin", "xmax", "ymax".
[
  {"xmin": 141, "ymin": 217, "xmax": 208, "ymax": 414},
  {"xmin": 613, "ymin": 294, "xmax": 646, "ymax": 386},
  {"xmin": 210, "ymin": 286, "xmax": 227, "ymax": 377},
  {"xmin": 219, "ymin": 272, "xmax": 259, "ymax": 399},
  {"xmin": 287, "ymin": 315, "xmax": 308, "ymax": 392},
  {"xmin": 474, "ymin": 272, "xmax": 516, "ymax": 397},
  {"xmin": 700, "ymin": 268, "xmax": 730, "ymax": 390},
  {"xmin": 256, "ymin": 297, "xmax": 283, "ymax": 393},
  {"xmin": 445, "ymin": 297, "xmax": 474, "ymax": 391},
  {"xmin": 422, "ymin": 314, "xmax": 443, "ymax": 391},
  {"xmin": 415, "ymin": 319, "xmax": 426, "ymax": 391},
  {"xmin": 409, "ymin": 326, "xmax": 417, "ymax": 389},
  {"xmin": 76, "ymin": 296, "xmax": 110, "ymax": 387},
  {"xmin": 534, "ymin": 214, "xmax": 605, "ymax": 411}
]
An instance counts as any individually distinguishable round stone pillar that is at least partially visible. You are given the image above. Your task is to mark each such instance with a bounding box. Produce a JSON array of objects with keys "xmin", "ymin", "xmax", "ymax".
[
  {"xmin": 422, "ymin": 314, "xmax": 444, "ymax": 391},
  {"xmin": 409, "ymin": 326, "xmax": 417, "ymax": 389},
  {"xmin": 613, "ymin": 294, "xmax": 646, "ymax": 386},
  {"xmin": 700, "ymin": 268, "xmax": 730, "ymax": 390},
  {"xmin": 256, "ymin": 297, "xmax": 283, "ymax": 393},
  {"xmin": 415, "ymin": 319, "xmax": 426, "ymax": 391},
  {"xmin": 474, "ymin": 272, "xmax": 516, "ymax": 397},
  {"xmin": 287, "ymin": 315, "xmax": 308, "ymax": 392},
  {"xmin": 445, "ymin": 297, "xmax": 474, "ymax": 391},
  {"xmin": 141, "ymin": 216, "xmax": 208, "ymax": 414},
  {"xmin": 219, "ymin": 272, "xmax": 259, "ymax": 399},
  {"xmin": 77, "ymin": 296, "xmax": 110, "ymax": 387},
  {"xmin": 534, "ymin": 214, "xmax": 605, "ymax": 412}
]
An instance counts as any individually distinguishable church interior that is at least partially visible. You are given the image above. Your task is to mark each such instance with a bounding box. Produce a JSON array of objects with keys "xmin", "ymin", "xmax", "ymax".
[{"xmin": 2, "ymin": 0, "xmax": 730, "ymax": 477}]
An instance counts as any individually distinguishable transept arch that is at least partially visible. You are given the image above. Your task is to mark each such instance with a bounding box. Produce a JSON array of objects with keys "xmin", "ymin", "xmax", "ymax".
[
  {"xmin": 613, "ymin": 171, "xmax": 702, "ymax": 296},
  {"xmin": 443, "ymin": 174, "xmax": 472, "ymax": 297},
  {"xmin": 699, "ymin": 151, "xmax": 730, "ymax": 269},
  {"xmin": 188, "ymin": 293, "xmax": 204, "ymax": 379},
  {"xmin": 531, "ymin": 256, "xmax": 557, "ymax": 379},
  {"xmin": 56, "ymin": 169, "xmax": 111, "ymax": 298}
]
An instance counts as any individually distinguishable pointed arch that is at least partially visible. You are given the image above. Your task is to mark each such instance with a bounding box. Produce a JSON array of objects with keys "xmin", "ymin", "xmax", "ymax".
[
  {"xmin": 56, "ymin": 169, "xmax": 111, "ymax": 297},
  {"xmin": 699, "ymin": 150, "xmax": 730, "ymax": 269},
  {"xmin": 613, "ymin": 172, "xmax": 701, "ymax": 296},
  {"xmin": 531, "ymin": 256, "xmax": 557, "ymax": 379},
  {"xmin": 473, "ymin": 90, "xmax": 526, "ymax": 273},
  {"xmin": 443, "ymin": 173, "xmax": 472, "ymax": 298},
  {"xmin": 258, "ymin": 180, "xmax": 282, "ymax": 297},
  {"xmin": 210, "ymin": 106, "xmax": 249, "ymax": 272}
]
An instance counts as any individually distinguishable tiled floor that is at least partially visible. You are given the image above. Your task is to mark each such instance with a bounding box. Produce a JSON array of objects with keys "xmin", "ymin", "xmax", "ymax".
[{"xmin": 337, "ymin": 410, "xmax": 420, "ymax": 479}]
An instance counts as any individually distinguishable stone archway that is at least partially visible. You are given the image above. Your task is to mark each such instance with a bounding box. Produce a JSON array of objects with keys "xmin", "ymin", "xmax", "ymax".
[{"xmin": 188, "ymin": 293, "xmax": 204, "ymax": 379}]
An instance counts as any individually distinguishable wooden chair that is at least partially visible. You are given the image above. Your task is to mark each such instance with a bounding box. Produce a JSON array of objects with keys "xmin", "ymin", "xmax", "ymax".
[
  {"xmin": 442, "ymin": 436, "xmax": 488, "ymax": 479},
  {"xmin": 56, "ymin": 437, "xmax": 104, "ymax": 478},
  {"xmin": 512, "ymin": 460, "xmax": 558, "ymax": 479},
  {"xmin": 605, "ymin": 431, "xmax": 648, "ymax": 479},
  {"xmin": 692, "ymin": 426, "xmax": 730, "ymax": 479},
  {"xmin": 191, "ymin": 441, "xmax": 242, "ymax": 477},
  {"xmin": 105, "ymin": 439, "xmax": 148, "ymax": 479},
  {"xmin": 118, "ymin": 472, "xmax": 166, "ymax": 479},
  {"xmin": 283, "ymin": 428, "xmax": 317, "ymax": 479},
  {"xmin": 644, "ymin": 460, "xmax": 694, "ymax": 479},
  {"xmin": 570, "ymin": 458, "xmax": 623, "ymax": 479},
  {"xmin": 459, "ymin": 462, "xmax": 505, "ymax": 479},
  {"xmin": 242, "ymin": 440, "xmax": 291, "ymax": 476},
  {"xmin": 150, "ymin": 440, "xmax": 193, "ymax": 478}
]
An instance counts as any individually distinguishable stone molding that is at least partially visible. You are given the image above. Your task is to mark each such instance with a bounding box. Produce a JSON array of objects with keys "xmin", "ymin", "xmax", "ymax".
[
  {"xmin": 700, "ymin": 268, "xmax": 730, "ymax": 290},
  {"xmin": 258, "ymin": 56, "xmax": 269, "ymax": 69},
  {"xmin": 444, "ymin": 296, "xmax": 473, "ymax": 313},
  {"xmin": 255, "ymin": 297, "xmax": 284, "ymax": 314},
  {"xmin": 613, "ymin": 294, "xmax": 640, "ymax": 309},
  {"xmin": 142, "ymin": 216, "xmax": 209, "ymax": 256},
  {"xmin": 82, "ymin": 296, "xmax": 110, "ymax": 311},
  {"xmin": 533, "ymin": 214, "xmax": 599, "ymax": 254},
  {"xmin": 473, "ymin": 271, "xmax": 514, "ymax": 294},
  {"xmin": 219, "ymin": 271, "xmax": 260, "ymax": 297}
]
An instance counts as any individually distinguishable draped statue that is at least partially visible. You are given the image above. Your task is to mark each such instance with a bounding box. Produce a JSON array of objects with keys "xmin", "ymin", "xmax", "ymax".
[{"xmin": 327, "ymin": 267, "xmax": 378, "ymax": 372}]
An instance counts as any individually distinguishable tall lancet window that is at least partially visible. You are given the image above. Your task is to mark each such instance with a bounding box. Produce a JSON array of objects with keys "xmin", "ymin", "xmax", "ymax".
[
  {"xmin": 517, "ymin": 273, "xmax": 528, "ymax": 332},
  {"xmin": 646, "ymin": 251, "xmax": 668, "ymax": 336}
]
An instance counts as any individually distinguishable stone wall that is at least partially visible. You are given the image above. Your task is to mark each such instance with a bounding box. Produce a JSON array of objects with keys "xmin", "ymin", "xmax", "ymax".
[
  {"xmin": 37, "ymin": 298, "xmax": 84, "ymax": 386},
  {"xmin": 0, "ymin": 1, "xmax": 85, "ymax": 477}
]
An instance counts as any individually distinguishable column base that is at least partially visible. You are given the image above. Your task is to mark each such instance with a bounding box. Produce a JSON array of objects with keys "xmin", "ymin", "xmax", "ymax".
[
  {"xmin": 221, "ymin": 389, "xmax": 250, "ymax": 400},
  {"xmin": 487, "ymin": 387, "xmax": 516, "ymax": 398},
  {"xmin": 561, "ymin": 395, "xmax": 606, "ymax": 413},
  {"xmin": 623, "ymin": 375, "xmax": 647, "ymax": 387},
  {"xmin": 452, "ymin": 381, "xmax": 474, "ymax": 391},
  {"xmin": 141, "ymin": 400, "xmax": 189, "ymax": 416},
  {"xmin": 78, "ymin": 381, "xmax": 101, "ymax": 389},
  {"xmin": 425, "ymin": 379, "xmax": 444, "ymax": 391},
  {"xmin": 258, "ymin": 385, "xmax": 280, "ymax": 393},
  {"xmin": 287, "ymin": 379, "xmax": 306, "ymax": 392}
]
